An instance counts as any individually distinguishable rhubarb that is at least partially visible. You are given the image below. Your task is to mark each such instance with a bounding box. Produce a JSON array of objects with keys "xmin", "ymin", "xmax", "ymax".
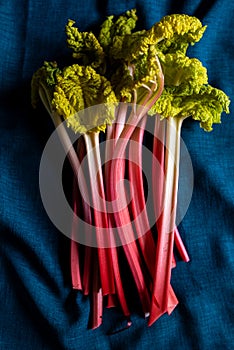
[{"xmin": 31, "ymin": 10, "xmax": 230, "ymax": 330}]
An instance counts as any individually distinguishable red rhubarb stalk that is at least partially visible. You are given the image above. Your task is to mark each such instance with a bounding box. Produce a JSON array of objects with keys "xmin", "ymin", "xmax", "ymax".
[
  {"xmin": 39, "ymin": 88, "xmax": 104, "ymax": 325},
  {"xmin": 39, "ymin": 87, "xmax": 86, "ymax": 290},
  {"xmin": 174, "ymin": 227, "xmax": 190, "ymax": 263},
  {"xmin": 70, "ymin": 178, "xmax": 82, "ymax": 290},
  {"xmin": 108, "ymin": 110, "xmax": 152, "ymax": 313},
  {"xmin": 105, "ymin": 105, "xmax": 132, "ymax": 319},
  {"xmin": 149, "ymin": 116, "xmax": 184, "ymax": 326},
  {"xmin": 152, "ymin": 115, "xmax": 190, "ymax": 264},
  {"xmin": 91, "ymin": 251, "xmax": 103, "ymax": 329},
  {"xmin": 106, "ymin": 70, "xmax": 164, "ymax": 313},
  {"xmin": 151, "ymin": 115, "xmax": 178, "ymax": 313},
  {"xmin": 83, "ymin": 132, "xmax": 115, "ymax": 296},
  {"xmin": 76, "ymin": 137, "xmax": 93, "ymax": 295},
  {"xmin": 128, "ymin": 114, "xmax": 156, "ymax": 279}
]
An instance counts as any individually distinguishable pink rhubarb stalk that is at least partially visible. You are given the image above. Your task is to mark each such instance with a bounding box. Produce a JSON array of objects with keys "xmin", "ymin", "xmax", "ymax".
[
  {"xmin": 83, "ymin": 132, "xmax": 115, "ymax": 296},
  {"xmin": 128, "ymin": 115, "xmax": 156, "ymax": 279},
  {"xmin": 70, "ymin": 178, "xmax": 82, "ymax": 290},
  {"xmin": 91, "ymin": 251, "xmax": 103, "ymax": 329},
  {"xmin": 149, "ymin": 116, "xmax": 184, "ymax": 325},
  {"xmin": 106, "ymin": 69, "xmax": 164, "ymax": 313},
  {"xmin": 39, "ymin": 87, "xmax": 104, "ymax": 324},
  {"xmin": 152, "ymin": 115, "xmax": 190, "ymax": 264}
]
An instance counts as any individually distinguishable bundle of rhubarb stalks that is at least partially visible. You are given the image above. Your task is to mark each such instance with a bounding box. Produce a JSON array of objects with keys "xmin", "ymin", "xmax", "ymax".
[{"xmin": 31, "ymin": 10, "xmax": 230, "ymax": 329}]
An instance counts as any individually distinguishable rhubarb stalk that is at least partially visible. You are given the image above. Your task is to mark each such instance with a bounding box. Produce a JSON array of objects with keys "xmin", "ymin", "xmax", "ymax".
[{"xmin": 149, "ymin": 116, "xmax": 184, "ymax": 325}]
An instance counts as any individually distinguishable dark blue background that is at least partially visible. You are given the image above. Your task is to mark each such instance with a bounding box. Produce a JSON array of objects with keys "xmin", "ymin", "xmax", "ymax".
[{"xmin": 0, "ymin": 1, "xmax": 233, "ymax": 349}]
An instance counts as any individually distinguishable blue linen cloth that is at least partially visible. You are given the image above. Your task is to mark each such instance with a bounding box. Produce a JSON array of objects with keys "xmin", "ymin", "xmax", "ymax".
[{"xmin": 0, "ymin": 1, "xmax": 233, "ymax": 349}]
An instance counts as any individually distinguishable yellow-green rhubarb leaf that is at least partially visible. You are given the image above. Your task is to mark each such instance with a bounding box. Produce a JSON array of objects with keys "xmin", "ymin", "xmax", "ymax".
[
  {"xmin": 31, "ymin": 61, "xmax": 61, "ymax": 108},
  {"xmin": 159, "ymin": 52, "xmax": 208, "ymax": 94},
  {"xmin": 66, "ymin": 20, "xmax": 105, "ymax": 69},
  {"xmin": 149, "ymin": 84, "xmax": 230, "ymax": 131},
  {"xmin": 150, "ymin": 14, "xmax": 207, "ymax": 54},
  {"xmin": 52, "ymin": 64, "xmax": 117, "ymax": 134},
  {"xmin": 149, "ymin": 49, "xmax": 230, "ymax": 131},
  {"xmin": 98, "ymin": 9, "xmax": 138, "ymax": 52}
]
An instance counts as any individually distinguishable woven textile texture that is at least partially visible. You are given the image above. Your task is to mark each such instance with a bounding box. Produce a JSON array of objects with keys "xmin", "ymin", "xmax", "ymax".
[{"xmin": 0, "ymin": 1, "xmax": 233, "ymax": 349}]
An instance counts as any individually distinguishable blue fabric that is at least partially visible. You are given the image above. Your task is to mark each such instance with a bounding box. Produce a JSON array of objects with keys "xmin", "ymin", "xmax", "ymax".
[{"xmin": 0, "ymin": 1, "xmax": 234, "ymax": 349}]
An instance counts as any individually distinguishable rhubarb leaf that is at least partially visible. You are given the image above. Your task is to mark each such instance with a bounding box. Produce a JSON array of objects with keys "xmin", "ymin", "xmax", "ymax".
[
  {"xmin": 149, "ymin": 52, "xmax": 230, "ymax": 131},
  {"xmin": 31, "ymin": 61, "xmax": 61, "ymax": 109},
  {"xmin": 150, "ymin": 14, "xmax": 207, "ymax": 54},
  {"xmin": 52, "ymin": 64, "xmax": 117, "ymax": 133},
  {"xmin": 66, "ymin": 20, "xmax": 105, "ymax": 69},
  {"xmin": 98, "ymin": 9, "xmax": 138, "ymax": 52}
]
